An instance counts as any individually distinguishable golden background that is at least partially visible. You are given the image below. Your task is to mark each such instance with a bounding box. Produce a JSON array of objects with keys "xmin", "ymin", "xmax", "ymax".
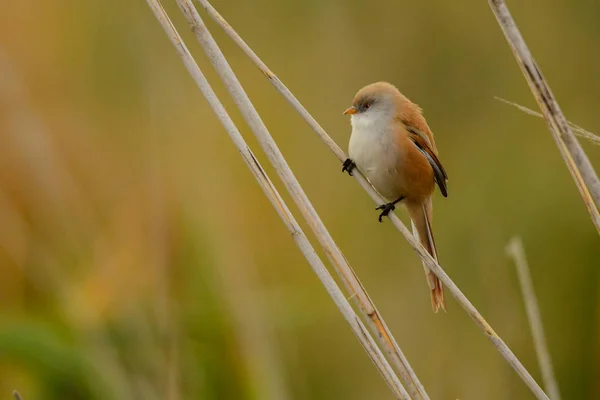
[{"xmin": 1, "ymin": 0, "xmax": 599, "ymax": 398}]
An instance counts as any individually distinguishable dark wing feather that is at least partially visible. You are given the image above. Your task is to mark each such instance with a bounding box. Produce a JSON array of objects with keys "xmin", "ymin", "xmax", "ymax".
[{"xmin": 406, "ymin": 127, "xmax": 448, "ymax": 197}]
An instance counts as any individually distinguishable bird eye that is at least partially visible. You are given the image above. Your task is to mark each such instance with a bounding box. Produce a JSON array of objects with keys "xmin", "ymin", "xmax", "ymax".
[{"xmin": 364, "ymin": 103, "xmax": 370, "ymax": 110}]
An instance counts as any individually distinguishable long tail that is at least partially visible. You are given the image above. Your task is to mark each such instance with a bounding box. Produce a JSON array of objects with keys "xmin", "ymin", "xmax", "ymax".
[{"xmin": 407, "ymin": 199, "xmax": 446, "ymax": 313}]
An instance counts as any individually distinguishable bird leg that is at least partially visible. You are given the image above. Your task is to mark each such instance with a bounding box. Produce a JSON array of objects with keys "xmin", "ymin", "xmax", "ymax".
[
  {"xmin": 342, "ymin": 158, "xmax": 356, "ymax": 175},
  {"xmin": 375, "ymin": 196, "xmax": 405, "ymax": 222}
]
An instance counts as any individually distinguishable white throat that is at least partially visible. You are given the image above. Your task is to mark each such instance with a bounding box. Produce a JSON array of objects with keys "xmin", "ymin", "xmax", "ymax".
[{"xmin": 350, "ymin": 109, "xmax": 391, "ymax": 135}]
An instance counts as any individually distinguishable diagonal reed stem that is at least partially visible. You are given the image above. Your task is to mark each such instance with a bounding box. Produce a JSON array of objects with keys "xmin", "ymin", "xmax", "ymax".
[
  {"xmin": 488, "ymin": 0, "xmax": 600, "ymax": 235},
  {"xmin": 144, "ymin": 0, "xmax": 410, "ymax": 398},
  {"xmin": 192, "ymin": 1, "xmax": 549, "ymax": 398},
  {"xmin": 176, "ymin": 0, "xmax": 429, "ymax": 399},
  {"xmin": 507, "ymin": 237, "xmax": 561, "ymax": 400},
  {"xmin": 494, "ymin": 97, "xmax": 600, "ymax": 146}
]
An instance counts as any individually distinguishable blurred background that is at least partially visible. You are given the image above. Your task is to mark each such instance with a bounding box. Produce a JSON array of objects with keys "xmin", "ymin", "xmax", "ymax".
[{"xmin": 1, "ymin": 0, "xmax": 600, "ymax": 399}]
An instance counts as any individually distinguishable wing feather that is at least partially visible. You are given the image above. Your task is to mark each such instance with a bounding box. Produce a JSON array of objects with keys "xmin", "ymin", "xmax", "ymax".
[{"xmin": 406, "ymin": 126, "xmax": 448, "ymax": 197}]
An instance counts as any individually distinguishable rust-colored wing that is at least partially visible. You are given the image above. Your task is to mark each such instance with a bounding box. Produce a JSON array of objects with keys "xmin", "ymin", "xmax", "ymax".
[{"xmin": 406, "ymin": 126, "xmax": 448, "ymax": 197}]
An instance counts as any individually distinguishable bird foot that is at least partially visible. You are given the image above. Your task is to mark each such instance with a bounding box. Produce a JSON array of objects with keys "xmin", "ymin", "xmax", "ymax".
[
  {"xmin": 375, "ymin": 196, "xmax": 404, "ymax": 222},
  {"xmin": 342, "ymin": 158, "xmax": 356, "ymax": 176},
  {"xmin": 376, "ymin": 203, "xmax": 396, "ymax": 222}
]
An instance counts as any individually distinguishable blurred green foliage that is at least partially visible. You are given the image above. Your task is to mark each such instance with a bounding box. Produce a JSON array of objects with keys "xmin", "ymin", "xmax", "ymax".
[{"xmin": 1, "ymin": 0, "xmax": 599, "ymax": 399}]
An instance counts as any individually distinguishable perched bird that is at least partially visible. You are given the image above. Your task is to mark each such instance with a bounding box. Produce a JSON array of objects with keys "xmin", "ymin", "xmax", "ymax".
[{"xmin": 342, "ymin": 82, "xmax": 448, "ymax": 312}]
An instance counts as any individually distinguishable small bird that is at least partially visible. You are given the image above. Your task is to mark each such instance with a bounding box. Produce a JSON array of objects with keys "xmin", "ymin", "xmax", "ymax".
[{"xmin": 342, "ymin": 82, "xmax": 448, "ymax": 312}]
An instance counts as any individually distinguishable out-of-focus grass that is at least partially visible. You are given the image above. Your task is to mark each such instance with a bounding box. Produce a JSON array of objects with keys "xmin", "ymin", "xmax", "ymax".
[{"xmin": 1, "ymin": 0, "xmax": 600, "ymax": 399}]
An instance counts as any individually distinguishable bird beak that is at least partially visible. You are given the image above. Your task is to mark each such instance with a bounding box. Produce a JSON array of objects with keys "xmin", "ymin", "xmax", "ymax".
[{"xmin": 343, "ymin": 106, "xmax": 357, "ymax": 115}]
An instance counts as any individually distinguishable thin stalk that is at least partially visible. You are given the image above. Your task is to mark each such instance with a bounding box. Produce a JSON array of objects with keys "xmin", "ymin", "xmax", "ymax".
[
  {"xmin": 144, "ymin": 0, "xmax": 410, "ymax": 397},
  {"xmin": 495, "ymin": 97, "xmax": 600, "ymax": 146},
  {"xmin": 488, "ymin": 0, "xmax": 600, "ymax": 234},
  {"xmin": 386, "ymin": 212, "xmax": 550, "ymax": 399},
  {"xmin": 507, "ymin": 237, "xmax": 561, "ymax": 400},
  {"xmin": 191, "ymin": 2, "xmax": 549, "ymax": 399},
  {"xmin": 178, "ymin": 1, "xmax": 428, "ymax": 399}
]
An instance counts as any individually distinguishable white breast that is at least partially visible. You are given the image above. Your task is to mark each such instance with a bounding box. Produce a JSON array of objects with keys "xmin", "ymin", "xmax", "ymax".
[{"xmin": 348, "ymin": 111, "xmax": 402, "ymax": 200}]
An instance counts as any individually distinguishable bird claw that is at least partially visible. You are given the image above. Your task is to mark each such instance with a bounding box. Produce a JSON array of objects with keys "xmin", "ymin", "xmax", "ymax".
[
  {"xmin": 375, "ymin": 196, "xmax": 404, "ymax": 222},
  {"xmin": 376, "ymin": 203, "xmax": 395, "ymax": 222},
  {"xmin": 342, "ymin": 158, "xmax": 356, "ymax": 176}
]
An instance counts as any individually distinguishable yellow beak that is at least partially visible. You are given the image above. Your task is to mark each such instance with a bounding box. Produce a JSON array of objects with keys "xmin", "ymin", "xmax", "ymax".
[{"xmin": 343, "ymin": 106, "xmax": 357, "ymax": 115}]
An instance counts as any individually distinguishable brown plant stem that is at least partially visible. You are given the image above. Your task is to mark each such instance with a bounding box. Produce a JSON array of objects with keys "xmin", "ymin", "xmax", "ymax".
[
  {"xmin": 192, "ymin": 1, "xmax": 550, "ymax": 398},
  {"xmin": 507, "ymin": 237, "xmax": 561, "ymax": 400},
  {"xmin": 145, "ymin": 0, "xmax": 411, "ymax": 397},
  {"xmin": 178, "ymin": 0, "xmax": 428, "ymax": 398},
  {"xmin": 488, "ymin": 0, "xmax": 600, "ymax": 234}
]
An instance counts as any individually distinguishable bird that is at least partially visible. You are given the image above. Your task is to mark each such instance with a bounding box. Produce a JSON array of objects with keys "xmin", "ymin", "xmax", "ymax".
[{"xmin": 342, "ymin": 81, "xmax": 448, "ymax": 312}]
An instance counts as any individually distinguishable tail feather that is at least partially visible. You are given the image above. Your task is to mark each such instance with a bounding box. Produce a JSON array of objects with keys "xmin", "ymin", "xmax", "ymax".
[{"xmin": 408, "ymin": 200, "xmax": 446, "ymax": 313}]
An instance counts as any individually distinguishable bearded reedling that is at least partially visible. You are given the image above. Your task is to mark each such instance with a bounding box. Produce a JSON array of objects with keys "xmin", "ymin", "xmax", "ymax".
[{"xmin": 342, "ymin": 82, "xmax": 448, "ymax": 312}]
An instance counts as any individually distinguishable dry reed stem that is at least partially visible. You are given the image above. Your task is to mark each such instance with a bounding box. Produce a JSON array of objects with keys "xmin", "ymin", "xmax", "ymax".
[
  {"xmin": 385, "ymin": 214, "xmax": 549, "ymax": 399},
  {"xmin": 193, "ymin": 1, "xmax": 549, "ymax": 399},
  {"xmin": 488, "ymin": 0, "xmax": 600, "ymax": 235},
  {"xmin": 12, "ymin": 391, "xmax": 23, "ymax": 400},
  {"xmin": 145, "ymin": 0, "xmax": 410, "ymax": 397},
  {"xmin": 507, "ymin": 237, "xmax": 561, "ymax": 400},
  {"xmin": 179, "ymin": 1, "xmax": 428, "ymax": 399},
  {"xmin": 495, "ymin": 97, "xmax": 600, "ymax": 146}
]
